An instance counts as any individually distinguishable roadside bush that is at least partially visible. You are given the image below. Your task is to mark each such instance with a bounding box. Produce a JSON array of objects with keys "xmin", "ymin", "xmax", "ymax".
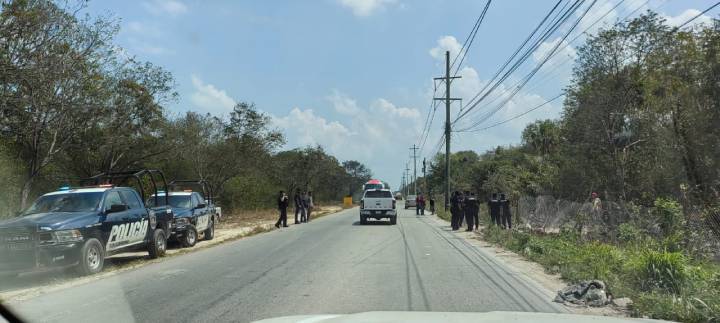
[
  {"xmin": 630, "ymin": 250, "xmax": 687, "ymax": 294},
  {"xmin": 617, "ymin": 223, "xmax": 643, "ymax": 245},
  {"xmin": 653, "ymin": 198, "xmax": 683, "ymax": 238},
  {"xmin": 633, "ymin": 292, "xmax": 720, "ymax": 323}
]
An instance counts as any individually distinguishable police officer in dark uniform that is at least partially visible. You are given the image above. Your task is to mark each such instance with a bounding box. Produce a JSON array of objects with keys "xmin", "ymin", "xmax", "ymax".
[
  {"xmin": 275, "ymin": 191, "xmax": 289, "ymax": 228},
  {"xmin": 500, "ymin": 193, "xmax": 512, "ymax": 229},
  {"xmin": 488, "ymin": 193, "xmax": 501, "ymax": 227},
  {"xmin": 470, "ymin": 192, "xmax": 479, "ymax": 230},
  {"xmin": 293, "ymin": 189, "xmax": 304, "ymax": 224},
  {"xmin": 457, "ymin": 191, "xmax": 465, "ymax": 228},
  {"xmin": 463, "ymin": 191, "xmax": 477, "ymax": 231},
  {"xmin": 450, "ymin": 191, "xmax": 462, "ymax": 231}
]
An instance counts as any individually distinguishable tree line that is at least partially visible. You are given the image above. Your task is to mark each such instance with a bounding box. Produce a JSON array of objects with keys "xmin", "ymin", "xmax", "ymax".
[
  {"xmin": 421, "ymin": 13, "xmax": 719, "ymax": 214},
  {"xmin": 0, "ymin": 0, "xmax": 372, "ymax": 216}
]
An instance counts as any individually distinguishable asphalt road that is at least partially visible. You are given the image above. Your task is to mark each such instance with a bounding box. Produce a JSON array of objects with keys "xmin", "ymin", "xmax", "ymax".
[{"xmin": 6, "ymin": 204, "xmax": 566, "ymax": 323}]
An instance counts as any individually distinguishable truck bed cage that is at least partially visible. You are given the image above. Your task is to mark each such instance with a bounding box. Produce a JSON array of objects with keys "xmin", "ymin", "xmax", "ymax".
[
  {"xmin": 87, "ymin": 169, "xmax": 170, "ymax": 207},
  {"xmin": 169, "ymin": 179, "xmax": 214, "ymax": 205}
]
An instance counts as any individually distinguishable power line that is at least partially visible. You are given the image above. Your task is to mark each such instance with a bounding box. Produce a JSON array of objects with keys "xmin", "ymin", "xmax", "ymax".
[
  {"xmin": 452, "ymin": 0, "xmax": 492, "ymax": 76},
  {"xmin": 678, "ymin": 1, "xmax": 720, "ymax": 28},
  {"xmin": 457, "ymin": 93, "xmax": 564, "ymax": 132},
  {"xmin": 457, "ymin": 0, "xmax": 597, "ymax": 132},
  {"xmin": 454, "ymin": 0, "xmax": 583, "ymax": 124}
]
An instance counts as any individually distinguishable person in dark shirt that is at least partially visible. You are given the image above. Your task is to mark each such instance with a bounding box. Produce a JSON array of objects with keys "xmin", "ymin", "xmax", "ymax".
[
  {"xmin": 488, "ymin": 193, "xmax": 501, "ymax": 227},
  {"xmin": 463, "ymin": 191, "xmax": 477, "ymax": 232},
  {"xmin": 275, "ymin": 191, "xmax": 289, "ymax": 228},
  {"xmin": 450, "ymin": 191, "xmax": 463, "ymax": 231},
  {"xmin": 294, "ymin": 189, "xmax": 305, "ymax": 224},
  {"xmin": 500, "ymin": 193, "xmax": 512, "ymax": 229},
  {"xmin": 429, "ymin": 197, "xmax": 435, "ymax": 215}
]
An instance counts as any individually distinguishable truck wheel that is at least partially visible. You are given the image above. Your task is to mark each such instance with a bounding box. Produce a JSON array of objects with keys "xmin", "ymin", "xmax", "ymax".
[
  {"xmin": 204, "ymin": 218, "xmax": 215, "ymax": 241},
  {"xmin": 77, "ymin": 238, "xmax": 104, "ymax": 276},
  {"xmin": 181, "ymin": 225, "xmax": 197, "ymax": 248},
  {"xmin": 390, "ymin": 216, "xmax": 397, "ymax": 225},
  {"xmin": 148, "ymin": 229, "xmax": 167, "ymax": 259},
  {"xmin": 360, "ymin": 215, "xmax": 367, "ymax": 225}
]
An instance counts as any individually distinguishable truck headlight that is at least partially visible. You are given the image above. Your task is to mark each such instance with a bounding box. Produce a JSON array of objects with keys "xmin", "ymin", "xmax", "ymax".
[
  {"xmin": 174, "ymin": 218, "xmax": 189, "ymax": 226},
  {"xmin": 53, "ymin": 230, "xmax": 83, "ymax": 243}
]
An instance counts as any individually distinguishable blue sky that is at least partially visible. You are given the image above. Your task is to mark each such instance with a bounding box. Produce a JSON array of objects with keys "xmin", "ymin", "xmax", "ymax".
[{"xmin": 85, "ymin": 0, "xmax": 716, "ymax": 189}]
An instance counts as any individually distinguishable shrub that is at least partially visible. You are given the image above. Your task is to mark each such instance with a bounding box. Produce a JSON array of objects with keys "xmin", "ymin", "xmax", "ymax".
[
  {"xmin": 653, "ymin": 197, "xmax": 683, "ymax": 238},
  {"xmin": 631, "ymin": 250, "xmax": 687, "ymax": 294},
  {"xmin": 618, "ymin": 222, "xmax": 643, "ymax": 245}
]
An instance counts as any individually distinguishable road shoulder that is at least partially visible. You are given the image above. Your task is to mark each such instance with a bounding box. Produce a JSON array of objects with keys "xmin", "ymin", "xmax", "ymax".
[{"xmin": 423, "ymin": 213, "xmax": 627, "ymax": 318}]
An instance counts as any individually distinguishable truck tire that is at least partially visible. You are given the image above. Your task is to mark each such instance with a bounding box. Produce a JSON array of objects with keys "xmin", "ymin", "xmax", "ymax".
[
  {"xmin": 148, "ymin": 229, "xmax": 167, "ymax": 259},
  {"xmin": 390, "ymin": 216, "xmax": 397, "ymax": 225},
  {"xmin": 76, "ymin": 238, "xmax": 104, "ymax": 276},
  {"xmin": 360, "ymin": 215, "xmax": 367, "ymax": 225},
  {"xmin": 181, "ymin": 225, "xmax": 197, "ymax": 248},
  {"xmin": 204, "ymin": 218, "xmax": 215, "ymax": 241}
]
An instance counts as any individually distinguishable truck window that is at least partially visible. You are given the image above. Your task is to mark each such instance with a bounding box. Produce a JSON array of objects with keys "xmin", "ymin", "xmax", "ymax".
[
  {"xmin": 119, "ymin": 190, "xmax": 142, "ymax": 209},
  {"xmin": 104, "ymin": 191, "xmax": 124, "ymax": 210},
  {"xmin": 192, "ymin": 193, "xmax": 203, "ymax": 207},
  {"xmin": 364, "ymin": 191, "xmax": 392, "ymax": 198},
  {"xmin": 23, "ymin": 192, "xmax": 104, "ymax": 215}
]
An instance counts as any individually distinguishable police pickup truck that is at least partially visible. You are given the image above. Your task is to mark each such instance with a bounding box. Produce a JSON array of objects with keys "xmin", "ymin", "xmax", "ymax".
[
  {"xmin": 148, "ymin": 190, "xmax": 216, "ymax": 248},
  {"xmin": 0, "ymin": 170, "xmax": 173, "ymax": 276},
  {"xmin": 359, "ymin": 189, "xmax": 397, "ymax": 225}
]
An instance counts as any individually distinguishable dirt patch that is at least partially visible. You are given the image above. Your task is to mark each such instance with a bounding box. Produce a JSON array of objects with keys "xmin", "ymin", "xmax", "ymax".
[
  {"xmin": 426, "ymin": 214, "xmax": 627, "ymax": 318},
  {"xmin": 0, "ymin": 205, "xmax": 343, "ymax": 303}
]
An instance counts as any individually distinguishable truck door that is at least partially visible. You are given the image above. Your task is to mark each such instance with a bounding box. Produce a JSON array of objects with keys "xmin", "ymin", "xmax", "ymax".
[
  {"xmin": 103, "ymin": 190, "xmax": 147, "ymax": 252},
  {"xmin": 192, "ymin": 193, "xmax": 210, "ymax": 231}
]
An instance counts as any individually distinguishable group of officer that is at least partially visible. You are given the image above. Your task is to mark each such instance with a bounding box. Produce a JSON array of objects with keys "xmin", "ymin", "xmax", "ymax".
[
  {"xmin": 449, "ymin": 191, "xmax": 479, "ymax": 231},
  {"xmin": 449, "ymin": 191, "xmax": 512, "ymax": 231}
]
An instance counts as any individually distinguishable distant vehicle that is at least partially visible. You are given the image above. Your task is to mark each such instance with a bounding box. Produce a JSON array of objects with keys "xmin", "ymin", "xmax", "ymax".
[
  {"xmin": 362, "ymin": 179, "xmax": 384, "ymax": 191},
  {"xmin": 359, "ymin": 189, "xmax": 397, "ymax": 225},
  {"xmin": 149, "ymin": 180, "xmax": 219, "ymax": 248},
  {"xmin": 0, "ymin": 170, "xmax": 173, "ymax": 276},
  {"xmin": 394, "ymin": 192, "xmax": 403, "ymax": 200},
  {"xmin": 405, "ymin": 195, "xmax": 417, "ymax": 209}
]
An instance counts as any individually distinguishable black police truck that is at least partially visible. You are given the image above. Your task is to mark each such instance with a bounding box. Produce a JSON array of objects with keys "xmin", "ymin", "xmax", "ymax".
[
  {"xmin": 148, "ymin": 180, "xmax": 218, "ymax": 248},
  {"xmin": 0, "ymin": 170, "xmax": 174, "ymax": 276}
]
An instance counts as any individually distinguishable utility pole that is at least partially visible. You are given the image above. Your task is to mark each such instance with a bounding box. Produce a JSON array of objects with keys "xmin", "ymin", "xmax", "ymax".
[
  {"xmin": 422, "ymin": 158, "xmax": 427, "ymax": 196},
  {"xmin": 410, "ymin": 145, "xmax": 418, "ymax": 195},
  {"xmin": 434, "ymin": 50, "xmax": 461, "ymax": 211},
  {"xmin": 405, "ymin": 163, "xmax": 411, "ymax": 197}
]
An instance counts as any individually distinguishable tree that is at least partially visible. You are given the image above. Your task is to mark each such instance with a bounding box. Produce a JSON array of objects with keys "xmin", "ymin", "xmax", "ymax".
[{"xmin": 0, "ymin": 0, "xmax": 118, "ymax": 207}]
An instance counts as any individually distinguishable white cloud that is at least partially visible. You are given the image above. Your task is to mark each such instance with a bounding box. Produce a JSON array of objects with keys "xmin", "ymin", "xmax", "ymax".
[
  {"xmin": 532, "ymin": 37, "xmax": 576, "ymax": 63},
  {"xmin": 326, "ymin": 90, "xmax": 360, "ymax": 115},
  {"xmin": 429, "ymin": 36, "xmax": 462, "ymax": 62},
  {"xmin": 272, "ymin": 91, "xmax": 423, "ymax": 179},
  {"xmin": 664, "ymin": 9, "xmax": 713, "ymax": 28},
  {"xmin": 189, "ymin": 75, "xmax": 236, "ymax": 115},
  {"xmin": 338, "ymin": 0, "xmax": 397, "ymax": 17},
  {"xmin": 142, "ymin": 0, "xmax": 188, "ymax": 17}
]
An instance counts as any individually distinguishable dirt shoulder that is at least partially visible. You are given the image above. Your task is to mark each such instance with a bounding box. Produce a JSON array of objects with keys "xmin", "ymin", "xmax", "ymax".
[
  {"xmin": 425, "ymin": 213, "xmax": 627, "ymax": 318},
  {"xmin": 0, "ymin": 205, "xmax": 343, "ymax": 303}
]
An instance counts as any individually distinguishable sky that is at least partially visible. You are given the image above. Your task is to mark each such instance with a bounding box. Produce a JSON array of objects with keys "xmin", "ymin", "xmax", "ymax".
[{"xmin": 84, "ymin": 0, "xmax": 716, "ymax": 189}]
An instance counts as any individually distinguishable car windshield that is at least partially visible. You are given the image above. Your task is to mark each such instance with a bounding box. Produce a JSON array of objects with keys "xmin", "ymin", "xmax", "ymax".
[
  {"xmin": 147, "ymin": 195, "xmax": 191, "ymax": 209},
  {"xmin": 23, "ymin": 192, "xmax": 104, "ymax": 215},
  {"xmin": 364, "ymin": 190, "xmax": 392, "ymax": 198},
  {"xmin": 363, "ymin": 184, "xmax": 384, "ymax": 191}
]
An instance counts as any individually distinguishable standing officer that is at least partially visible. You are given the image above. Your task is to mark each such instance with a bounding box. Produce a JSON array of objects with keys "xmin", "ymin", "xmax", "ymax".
[
  {"xmin": 450, "ymin": 191, "xmax": 462, "ymax": 230},
  {"xmin": 500, "ymin": 193, "xmax": 512, "ymax": 229},
  {"xmin": 457, "ymin": 191, "xmax": 465, "ymax": 228},
  {"xmin": 488, "ymin": 193, "xmax": 501, "ymax": 226},
  {"xmin": 463, "ymin": 191, "xmax": 477, "ymax": 232},
  {"xmin": 275, "ymin": 191, "xmax": 289, "ymax": 228},
  {"xmin": 294, "ymin": 188, "xmax": 305, "ymax": 224},
  {"xmin": 470, "ymin": 192, "xmax": 479, "ymax": 230}
]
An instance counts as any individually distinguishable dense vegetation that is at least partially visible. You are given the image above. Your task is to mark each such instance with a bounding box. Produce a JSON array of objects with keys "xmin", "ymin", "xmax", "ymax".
[
  {"xmin": 419, "ymin": 13, "xmax": 720, "ymax": 322},
  {"xmin": 0, "ymin": 0, "xmax": 372, "ymax": 216}
]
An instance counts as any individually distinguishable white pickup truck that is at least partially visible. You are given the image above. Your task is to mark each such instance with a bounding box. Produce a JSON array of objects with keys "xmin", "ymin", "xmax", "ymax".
[{"xmin": 359, "ymin": 189, "xmax": 397, "ymax": 225}]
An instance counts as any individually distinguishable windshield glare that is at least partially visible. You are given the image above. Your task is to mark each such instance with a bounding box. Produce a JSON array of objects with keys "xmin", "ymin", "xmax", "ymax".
[
  {"xmin": 147, "ymin": 195, "xmax": 191, "ymax": 208},
  {"xmin": 23, "ymin": 192, "xmax": 104, "ymax": 215}
]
